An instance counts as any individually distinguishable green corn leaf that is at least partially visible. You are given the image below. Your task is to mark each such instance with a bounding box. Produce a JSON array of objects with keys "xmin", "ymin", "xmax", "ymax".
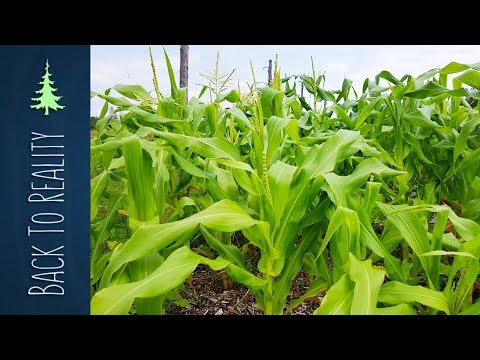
[
  {"xmin": 462, "ymin": 199, "xmax": 480, "ymax": 222},
  {"xmin": 266, "ymin": 117, "xmax": 295, "ymax": 164},
  {"xmin": 302, "ymin": 252, "xmax": 319, "ymax": 277},
  {"xmin": 90, "ymin": 171, "xmax": 110, "ymax": 220},
  {"xmin": 96, "ymin": 88, "xmax": 112, "ymax": 119},
  {"xmin": 272, "ymin": 226, "xmax": 318, "ymax": 314},
  {"xmin": 157, "ymin": 98, "xmax": 176, "ymax": 117},
  {"xmin": 444, "ymin": 235, "xmax": 480, "ymax": 313},
  {"xmin": 129, "ymin": 106, "xmax": 189, "ymax": 130},
  {"xmin": 428, "ymin": 205, "xmax": 480, "ymax": 241},
  {"xmin": 94, "ymin": 116, "xmax": 112, "ymax": 134},
  {"xmin": 344, "ymin": 137, "xmax": 381, "ymax": 159},
  {"xmin": 170, "ymin": 151, "xmax": 228, "ymax": 201},
  {"xmin": 108, "ymin": 156, "xmax": 124, "ymax": 171},
  {"xmin": 223, "ymin": 263, "xmax": 267, "ymax": 290},
  {"xmin": 348, "ymin": 254, "xmax": 385, "ymax": 315},
  {"xmin": 302, "ymin": 129, "xmax": 359, "ymax": 178},
  {"xmin": 331, "ymin": 105, "xmax": 353, "ymax": 128},
  {"xmin": 403, "ymin": 112, "xmax": 442, "ymax": 129},
  {"xmin": 449, "ymin": 209, "xmax": 480, "ymax": 242},
  {"xmin": 429, "ymin": 208, "xmax": 449, "ymax": 289},
  {"xmin": 447, "ymin": 258, "xmax": 480, "ymax": 314},
  {"xmin": 91, "ymin": 140, "xmax": 122, "ymax": 152},
  {"xmin": 285, "ymin": 278, "xmax": 328, "ymax": 314},
  {"xmin": 242, "ymin": 222, "xmax": 278, "ymax": 264},
  {"xmin": 166, "ymin": 197, "xmax": 197, "ymax": 222},
  {"xmin": 375, "ymin": 70, "xmax": 401, "ymax": 85},
  {"xmin": 456, "ymin": 70, "xmax": 480, "ymax": 90},
  {"xmin": 97, "ymin": 93, "xmax": 134, "ymax": 108},
  {"xmin": 92, "ymin": 246, "xmax": 228, "ymax": 315},
  {"xmin": 91, "ymin": 252, "xmax": 112, "ymax": 286},
  {"xmin": 378, "ymin": 281, "xmax": 450, "ymax": 314},
  {"xmin": 113, "ymin": 84, "xmax": 152, "ymax": 102},
  {"xmin": 100, "ymin": 200, "xmax": 268, "ymax": 289},
  {"xmin": 101, "ymin": 151, "xmax": 115, "ymax": 170},
  {"xmin": 442, "ymin": 233, "xmax": 462, "ymax": 251},
  {"xmin": 128, "ymin": 252, "xmax": 164, "ymax": 282},
  {"xmin": 163, "ymin": 48, "xmax": 179, "ymax": 99},
  {"xmin": 261, "ymin": 87, "xmax": 284, "ymax": 118},
  {"xmin": 206, "ymin": 162, "xmax": 239, "ymax": 201},
  {"xmin": 216, "ymin": 89, "xmax": 240, "ymax": 103},
  {"xmin": 453, "ymin": 116, "xmax": 480, "ymax": 163},
  {"xmin": 321, "ymin": 173, "xmax": 347, "ymax": 207},
  {"xmin": 91, "ymin": 193, "xmax": 123, "ymax": 278},
  {"xmin": 376, "ymin": 203, "xmax": 433, "ymax": 279},
  {"xmin": 128, "ymin": 252, "xmax": 164, "ymax": 315},
  {"xmin": 314, "ymin": 274, "xmax": 355, "ymax": 315},
  {"xmin": 232, "ymin": 168, "xmax": 258, "ymax": 196},
  {"xmin": 459, "ymin": 300, "xmax": 480, "ymax": 315},
  {"xmin": 110, "ymin": 264, "xmax": 130, "ymax": 286},
  {"xmin": 273, "ymin": 130, "xmax": 359, "ymax": 271},
  {"xmin": 316, "ymin": 207, "xmax": 360, "ymax": 260},
  {"xmin": 299, "ymin": 194, "xmax": 331, "ymax": 229},
  {"xmin": 268, "ymin": 160, "xmax": 297, "ymax": 226},
  {"xmin": 340, "ymin": 78, "xmax": 353, "ymax": 101},
  {"xmin": 317, "ymin": 87, "xmax": 336, "ymax": 103},
  {"xmin": 122, "ymin": 136, "xmax": 157, "ymax": 222},
  {"xmin": 226, "ymin": 107, "xmax": 253, "ymax": 130},
  {"xmin": 440, "ymin": 62, "xmax": 480, "ymax": 74},
  {"xmin": 272, "ymin": 171, "xmax": 316, "ymax": 275},
  {"xmin": 171, "ymin": 149, "xmax": 212, "ymax": 179},
  {"xmin": 200, "ymin": 225, "xmax": 246, "ymax": 269},
  {"xmin": 345, "ymin": 157, "xmax": 405, "ymax": 190},
  {"xmin": 422, "ymin": 181, "xmax": 437, "ymax": 205},
  {"xmin": 375, "ymin": 304, "xmax": 417, "ymax": 315},
  {"xmin": 420, "ymin": 250, "xmax": 477, "ymax": 259},
  {"xmin": 404, "ymin": 133, "xmax": 434, "ymax": 164},
  {"xmin": 154, "ymin": 149, "xmax": 169, "ymax": 221},
  {"xmin": 354, "ymin": 95, "xmax": 386, "ymax": 130},
  {"xmin": 150, "ymin": 129, "xmax": 241, "ymax": 161},
  {"xmin": 362, "ymin": 182, "xmax": 382, "ymax": 216},
  {"xmin": 348, "ymin": 197, "xmax": 406, "ymax": 283},
  {"xmin": 205, "ymin": 103, "xmax": 219, "ymax": 134},
  {"xmin": 405, "ymin": 81, "xmax": 467, "ymax": 99},
  {"xmin": 211, "ymin": 160, "xmax": 262, "ymax": 201}
]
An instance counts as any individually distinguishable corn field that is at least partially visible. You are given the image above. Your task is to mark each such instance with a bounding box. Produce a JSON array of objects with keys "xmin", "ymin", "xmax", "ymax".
[{"xmin": 89, "ymin": 49, "xmax": 480, "ymax": 315}]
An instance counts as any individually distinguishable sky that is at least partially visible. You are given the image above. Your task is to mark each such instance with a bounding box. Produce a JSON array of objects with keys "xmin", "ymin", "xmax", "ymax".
[{"xmin": 91, "ymin": 45, "xmax": 480, "ymax": 116}]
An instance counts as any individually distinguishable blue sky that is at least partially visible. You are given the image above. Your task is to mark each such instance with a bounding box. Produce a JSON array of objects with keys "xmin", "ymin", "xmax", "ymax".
[{"xmin": 91, "ymin": 45, "xmax": 480, "ymax": 115}]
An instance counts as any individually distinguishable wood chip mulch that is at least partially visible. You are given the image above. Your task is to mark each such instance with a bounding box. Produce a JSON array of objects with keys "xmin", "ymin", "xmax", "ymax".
[{"xmin": 166, "ymin": 265, "xmax": 322, "ymax": 315}]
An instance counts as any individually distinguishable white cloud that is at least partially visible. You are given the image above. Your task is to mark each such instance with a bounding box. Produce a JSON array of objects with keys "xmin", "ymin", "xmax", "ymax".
[{"xmin": 324, "ymin": 62, "xmax": 349, "ymax": 75}]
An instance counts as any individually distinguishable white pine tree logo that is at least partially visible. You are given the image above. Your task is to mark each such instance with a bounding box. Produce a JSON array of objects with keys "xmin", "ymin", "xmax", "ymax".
[{"xmin": 31, "ymin": 60, "xmax": 65, "ymax": 116}]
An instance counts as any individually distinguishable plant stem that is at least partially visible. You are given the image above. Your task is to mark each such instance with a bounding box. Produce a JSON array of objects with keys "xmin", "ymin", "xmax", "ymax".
[
  {"xmin": 402, "ymin": 241, "xmax": 409, "ymax": 264},
  {"xmin": 264, "ymin": 260, "xmax": 274, "ymax": 315}
]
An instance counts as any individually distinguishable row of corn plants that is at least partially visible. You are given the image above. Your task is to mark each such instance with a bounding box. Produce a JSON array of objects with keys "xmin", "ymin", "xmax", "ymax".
[{"xmin": 90, "ymin": 49, "xmax": 480, "ymax": 315}]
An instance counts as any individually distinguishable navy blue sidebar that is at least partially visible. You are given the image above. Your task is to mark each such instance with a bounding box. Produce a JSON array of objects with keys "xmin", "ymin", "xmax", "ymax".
[{"xmin": 0, "ymin": 46, "xmax": 90, "ymax": 314}]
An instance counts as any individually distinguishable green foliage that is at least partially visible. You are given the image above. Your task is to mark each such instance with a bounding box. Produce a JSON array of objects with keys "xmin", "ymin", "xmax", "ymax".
[{"xmin": 90, "ymin": 50, "xmax": 480, "ymax": 315}]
